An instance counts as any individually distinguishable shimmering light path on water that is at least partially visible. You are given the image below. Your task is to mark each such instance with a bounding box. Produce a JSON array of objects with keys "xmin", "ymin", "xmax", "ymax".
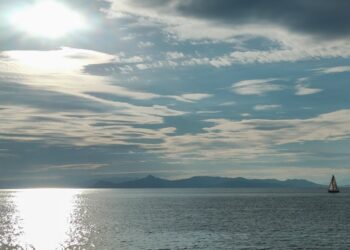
[
  {"xmin": 1, "ymin": 188, "xmax": 350, "ymax": 249},
  {"xmin": 0, "ymin": 189, "xmax": 83, "ymax": 249}
]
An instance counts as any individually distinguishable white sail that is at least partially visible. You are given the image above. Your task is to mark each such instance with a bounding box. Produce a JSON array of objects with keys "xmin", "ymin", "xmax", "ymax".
[{"xmin": 328, "ymin": 175, "xmax": 339, "ymax": 192}]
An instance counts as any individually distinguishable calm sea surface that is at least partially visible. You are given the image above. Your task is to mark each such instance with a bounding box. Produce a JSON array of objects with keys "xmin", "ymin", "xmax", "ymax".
[{"xmin": 1, "ymin": 188, "xmax": 350, "ymax": 250}]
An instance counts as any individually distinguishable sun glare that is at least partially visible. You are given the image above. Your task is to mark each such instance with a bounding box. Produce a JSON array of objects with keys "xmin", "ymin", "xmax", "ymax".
[
  {"xmin": 14, "ymin": 189, "xmax": 80, "ymax": 250},
  {"xmin": 10, "ymin": 1, "xmax": 86, "ymax": 38}
]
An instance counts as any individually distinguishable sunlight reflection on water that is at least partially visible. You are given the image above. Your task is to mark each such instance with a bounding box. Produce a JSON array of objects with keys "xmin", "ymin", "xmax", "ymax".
[
  {"xmin": 12, "ymin": 189, "xmax": 80, "ymax": 250},
  {"xmin": 1, "ymin": 188, "xmax": 350, "ymax": 249}
]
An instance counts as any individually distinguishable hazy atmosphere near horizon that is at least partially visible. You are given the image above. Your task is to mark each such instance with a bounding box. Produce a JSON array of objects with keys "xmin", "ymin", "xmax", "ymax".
[{"xmin": 1, "ymin": 0, "xmax": 350, "ymax": 187}]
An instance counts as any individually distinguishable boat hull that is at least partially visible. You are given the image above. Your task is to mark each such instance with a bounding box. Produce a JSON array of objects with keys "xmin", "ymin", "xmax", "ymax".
[{"xmin": 328, "ymin": 190, "xmax": 339, "ymax": 193}]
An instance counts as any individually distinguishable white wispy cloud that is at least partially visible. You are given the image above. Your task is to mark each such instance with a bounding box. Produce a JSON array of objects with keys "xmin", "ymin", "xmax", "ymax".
[
  {"xmin": 0, "ymin": 47, "xmax": 157, "ymax": 101},
  {"xmin": 166, "ymin": 93, "xmax": 212, "ymax": 103},
  {"xmin": 295, "ymin": 84, "xmax": 322, "ymax": 96},
  {"xmin": 232, "ymin": 79, "xmax": 282, "ymax": 95},
  {"xmin": 150, "ymin": 109, "xmax": 350, "ymax": 162},
  {"xmin": 138, "ymin": 41, "xmax": 154, "ymax": 48},
  {"xmin": 208, "ymin": 41, "xmax": 350, "ymax": 67},
  {"xmin": 219, "ymin": 101, "xmax": 236, "ymax": 106},
  {"xmin": 0, "ymin": 105, "xmax": 178, "ymax": 146},
  {"xmin": 0, "ymin": 47, "xmax": 212, "ymax": 108},
  {"xmin": 124, "ymin": 42, "xmax": 350, "ymax": 70},
  {"xmin": 196, "ymin": 110, "xmax": 221, "ymax": 114},
  {"xmin": 166, "ymin": 51, "xmax": 185, "ymax": 60},
  {"xmin": 316, "ymin": 65, "xmax": 350, "ymax": 74},
  {"xmin": 254, "ymin": 104, "xmax": 281, "ymax": 111},
  {"xmin": 3, "ymin": 103, "xmax": 350, "ymax": 165},
  {"xmin": 180, "ymin": 93, "xmax": 212, "ymax": 101},
  {"xmin": 45, "ymin": 163, "xmax": 109, "ymax": 171}
]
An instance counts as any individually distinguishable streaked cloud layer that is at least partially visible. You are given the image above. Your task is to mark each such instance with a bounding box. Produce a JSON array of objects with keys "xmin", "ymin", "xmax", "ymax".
[{"xmin": 1, "ymin": 0, "xmax": 350, "ymax": 186}]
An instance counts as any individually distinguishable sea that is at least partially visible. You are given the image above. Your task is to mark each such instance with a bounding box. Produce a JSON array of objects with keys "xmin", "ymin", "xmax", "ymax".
[{"xmin": 0, "ymin": 188, "xmax": 350, "ymax": 250}]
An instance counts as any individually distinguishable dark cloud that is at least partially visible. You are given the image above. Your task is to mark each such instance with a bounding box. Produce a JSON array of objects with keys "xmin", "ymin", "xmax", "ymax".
[{"xmin": 128, "ymin": 0, "xmax": 350, "ymax": 38}]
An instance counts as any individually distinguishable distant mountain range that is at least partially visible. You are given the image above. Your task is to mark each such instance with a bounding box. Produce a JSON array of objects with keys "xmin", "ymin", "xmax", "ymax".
[{"xmin": 92, "ymin": 175, "xmax": 322, "ymax": 188}]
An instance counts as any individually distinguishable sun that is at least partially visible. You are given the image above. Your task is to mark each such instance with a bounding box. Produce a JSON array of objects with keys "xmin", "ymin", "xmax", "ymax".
[{"xmin": 10, "ymin": 1, "xmax": 86, "ymax": 39}]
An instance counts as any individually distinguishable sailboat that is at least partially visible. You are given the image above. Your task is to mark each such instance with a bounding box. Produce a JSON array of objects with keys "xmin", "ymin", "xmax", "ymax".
[{"xmin": 328, "ymin": 175, "xmax": 339, "ymax": 193}]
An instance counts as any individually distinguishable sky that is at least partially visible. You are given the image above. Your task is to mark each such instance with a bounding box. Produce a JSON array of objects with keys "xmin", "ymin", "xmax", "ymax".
[{"xmin": 1, "ymin": 0, "xmax": 350, "ymax": 186}]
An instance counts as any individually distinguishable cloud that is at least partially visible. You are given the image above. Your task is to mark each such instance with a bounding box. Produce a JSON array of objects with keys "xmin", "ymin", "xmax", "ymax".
[
  {"xmin": 295, "ymin": 84, "xmax": 322, "ymax": 96},
  {"xmin": 0, "ymin": 47, "xmax": 154, "ymax": 101},
  {"xmin": 196, "ymin": 110, "xmax": 221, "ymax": 115},
  {"xmin": 0, "ymin": 105, "xmax": 179, "ymax": 146},
  {"xmin": 166, "ymin": 51, "xmax": 185, "ymax": 60},
  {"xmin": 0, "ymin": 46, "xmax": 114, "ymax": 74},
  {"xmin": 254, "ymin": 104, "xmax": 281, "ymax": 111},
  {"xmin": 181, "ymin": 41, "xmax": 350, "ymax": 68},
  {"xmin": 105, "ymin": 0, "xmax": 350, "ymax": 38},
  {"xmin": 316, "ymin": 65, "xmax": 350, "ymax": 74},
  {"xmin": 1, "ymin": 0, "xmax": 350, "ymax": 183},
  {"xmin": 104, "ymin": 0, "xmax": 350, "ymax": 68},
  {"xmin": 138, "ymin": 41, "xmax": 154, "ymax": 48},
  {"xmin": 232, "ymin": 78, "xmax": 282, "ymax": 95},
  {"xmin": 164, "ymin": 93, "xmax": 212, "ymax": 103},
  {"xmin": 207, "ymin": 109, "xmax": 350, "ymax": 146},
  {"xmin": 219, "ymin": 101, "xmax": 236, "ymax": 106},
  {"xmin": 0, "ymin": 47, "xmax": 211, "ymax": 107},
  {"xmin": 155, "ymin": 109, "xmax": 350, "ymax": 162},
  {"xmin": 131, "ymin": 41, "xmax": 350, "ymax": 69},
  {"xmin": 179, "ymin": 93, "xmax": 212, "ymax": 101},
  {"xmin": 44, "ymin": 163, "xmax": 108, "ymax": 171}
]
